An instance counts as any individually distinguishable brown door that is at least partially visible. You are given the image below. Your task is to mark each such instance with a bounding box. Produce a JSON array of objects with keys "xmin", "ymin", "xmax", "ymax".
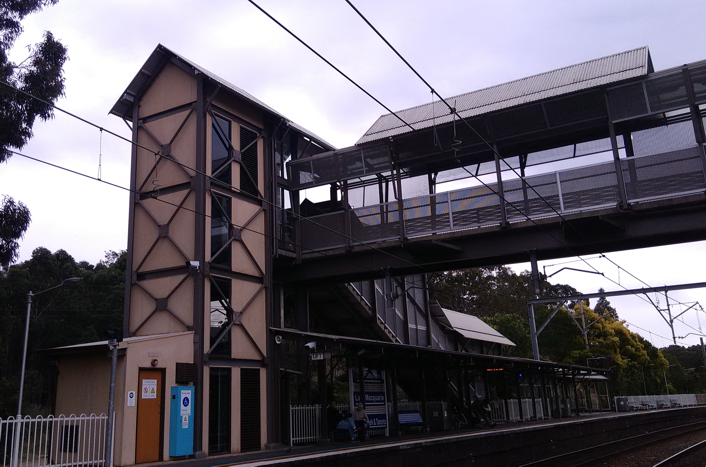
[{"xmin": 136, "ymin": 369, "xmax": 164, "ymax": 463}]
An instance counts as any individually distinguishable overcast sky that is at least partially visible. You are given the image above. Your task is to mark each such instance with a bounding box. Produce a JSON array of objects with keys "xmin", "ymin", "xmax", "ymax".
[{"xmin": 2, "ymin": 0, "xmax": 706, "ymax": 349}]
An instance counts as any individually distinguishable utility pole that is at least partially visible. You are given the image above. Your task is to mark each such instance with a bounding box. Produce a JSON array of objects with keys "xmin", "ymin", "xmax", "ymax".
[
  {"xmin": 528, "ymin": 251, "xmax": 541, "ymax": 360},
  {"xmin": 701, "ymin": 338, "xmax": 706, "ymax": 368}
]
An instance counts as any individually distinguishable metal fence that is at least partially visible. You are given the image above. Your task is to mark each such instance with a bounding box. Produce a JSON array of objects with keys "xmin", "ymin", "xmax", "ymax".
[
  {"xmin": 0, "ymin": 414, "xmax": 110, "ymax": 467},
  {"xmin": 300, "ymin": 148, "xmax": 706, "ymax": 252},
  {"xmin": 614, "ymin": 394, "xmax": 700, "ymax": 411},
  {"xmin": 290, "ymin": 402, "xmax": 423, "ymax": 446}
]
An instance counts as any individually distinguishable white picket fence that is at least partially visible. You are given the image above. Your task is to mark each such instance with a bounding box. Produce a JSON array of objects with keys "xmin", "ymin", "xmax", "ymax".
[
  {"xmin": 0, "ymin": 414, "xmax": 110, "ymax": 467},
  {"xmin": 615, "ymin": 394, "xmax": 699, "ymax": 411}
]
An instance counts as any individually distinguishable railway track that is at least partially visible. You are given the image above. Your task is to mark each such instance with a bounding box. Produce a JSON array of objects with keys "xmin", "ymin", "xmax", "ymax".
[
  {"xmin": 519, "ymin": 421, "xmax": 706, "ymax": 467},
  {"xmin": 652, "ymin": 438, "xmax": 706, "ymax": 466}
]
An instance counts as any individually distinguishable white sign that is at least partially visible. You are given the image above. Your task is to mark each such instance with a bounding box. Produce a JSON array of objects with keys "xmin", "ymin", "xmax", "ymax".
[
  {"xmin": 180, "ymin": 390, "xmax": 191, "ymax": 416},
  {"xmin": 310, "ymin": 352, "xmax": 324, "ymax": 361},
  {"xmin": 182, "ymin": 416, "xmax": 188, "ymax": 429},
  {"xmin": 142, "ymin": 379, "xmax": 157, "ymax": 399},
  {"xmin": 127, "ymin": 391, "xmax": 136, "ymax": 407}
]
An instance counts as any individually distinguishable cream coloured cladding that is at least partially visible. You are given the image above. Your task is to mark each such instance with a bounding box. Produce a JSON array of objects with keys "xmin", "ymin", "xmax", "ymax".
[
  {"xmin": 128, "ymin": 61, "xmax": 199, "ymax": 337},
  {"xmin": 54, "ymin": 352, "xmax": 112, "ymax": 416},
  {"xmin": 117, "ymin": 332, "xmax": 194, "ymax": 466}
]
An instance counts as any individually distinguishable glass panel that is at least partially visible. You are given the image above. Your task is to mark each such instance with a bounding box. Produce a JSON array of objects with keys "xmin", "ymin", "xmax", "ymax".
[
  {"xmin": 208, "ymin": 367, "xmax": 231, "ymax": 453},
  {"xmin": 211, "ymin": 194, "xmax": 231, "ymax": 267},
  {"xmin": 210, "ymin": 277, "xmax": 231, "ymax": 357},
  {"xmin": 212, "ymin": 115, "xmax": 231, "ymax": 185}
]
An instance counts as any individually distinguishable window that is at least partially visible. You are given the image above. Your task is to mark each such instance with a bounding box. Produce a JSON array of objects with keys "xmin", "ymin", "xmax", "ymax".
[
  {"xmin": 210, "ymin": 276, "xmax": 231, "ymax": 356},
  {"xmin": 211, "ymin": 194, "xmax": 231, "ymax": 268},
  {"xmin": 212, "ymin": 115, "xmax": 231, "ymax": 185},
  {"xmin": 240, "ymin": 127, "xmax": 259, "ymax": 196},
  {"xmin": 208, "ymin": 367, "xmax": 231, "ymax": 453}
]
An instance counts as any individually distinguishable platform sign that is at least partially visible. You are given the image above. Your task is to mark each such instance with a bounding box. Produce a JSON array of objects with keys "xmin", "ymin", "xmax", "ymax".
[
  {"xmin": 180, "ymin": 390, "xmax": 191, "ymax": 416},
  {"xmin": 350, "ymin": 368, "xmax": 388, "ymax": 432}
]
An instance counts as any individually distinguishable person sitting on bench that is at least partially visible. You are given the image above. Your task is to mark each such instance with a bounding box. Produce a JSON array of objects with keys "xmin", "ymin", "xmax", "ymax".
[
  {"xmin": 353, "ymin": 403, "xmax": 369, "ymax": 440},
  {"xmin": 336, "ymin": 413, "xmax": 358, "ymax": 441}
]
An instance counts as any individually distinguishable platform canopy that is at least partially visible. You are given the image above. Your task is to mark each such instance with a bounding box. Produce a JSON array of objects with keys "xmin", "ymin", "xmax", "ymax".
[{"xmin": 432, "ymin": 306, "xmax": 515, "ymax": 347}]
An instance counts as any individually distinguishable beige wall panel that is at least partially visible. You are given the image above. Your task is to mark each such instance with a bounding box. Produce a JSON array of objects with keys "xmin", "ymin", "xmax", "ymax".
[
  {"xmin": 231, "ymin": 291, "xmax": 266, "ymax": 360},
  {"xmin": 129, "ymin": 285, "xmax": 155, "ymax": 334},
  {"xmin": 231, "ymin": 367, "xmax": 241, "ymax": 453},
  {"xmin": 140, "ymin": 237, "xmax": 188, "ymax": 272},
  {"xmin": 231, "ymin": 198, "xmax": 260, "ymax": 226},
  {"xmin": 130, "ymin": 276, "xmax": 192, "ymax": 336},
  {"xmin": 231, "ymin": 243, "xmax": 261, "ymax": 277},
  {"xmin": 140, "ymin": 62, "xmax": 197, "ymax": 119},
  {"xmin": 241, "ymin": 212, "xmax": 265, "ymax": 270},
  {"xmin": 54, "ymin": 353, "xmax": 110, "ymax": 416},
  {"xmin": 169, "ymin": 193, "xmax": 196, "ymax": 259},
  {"xmin": 118, "ymin": 332, "xmax": 194, "ymax": 466},
  {"xmin": 134, "ymin": 136, "xmax": 162, "ymax": 193},
  {"xmin": 131, "ymin": 206, "xmax": 158, "ymax": 267},
  {"xmin": 140, "ymin": 115, "xmax": 195, "ymax": 188},
  {"xmin": 212, "ymin": 93, "xmax": 264, "ymax": 131}
]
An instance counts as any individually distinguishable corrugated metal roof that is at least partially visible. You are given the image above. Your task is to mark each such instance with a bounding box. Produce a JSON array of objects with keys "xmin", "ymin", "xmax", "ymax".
[
  {"xmin": 440, "ymin": 308, "xmax": 515, "ymax": 347},
  {"xmin": 357, "ymin": 46, "xmax": 651, "ymax": 144},
  {"xmin": 110, "ymin": 44, "xmax": 335, "ymax": 151}
]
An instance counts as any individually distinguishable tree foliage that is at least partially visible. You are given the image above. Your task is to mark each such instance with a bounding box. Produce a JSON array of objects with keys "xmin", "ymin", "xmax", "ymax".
[
  {"xmin": 0, "ymin": 195, "xmax": 31, "ymax": 268},
  {"xmin": 429, "ymin": 266, "xmax": 687, "ymax": 397},
  {"xmin": 1, "ymin": 0, "xmax": 68, "ymax": 162},
  {"xmin": 0, "ymin": 247, "xmax": 125, "ymax": 417}
]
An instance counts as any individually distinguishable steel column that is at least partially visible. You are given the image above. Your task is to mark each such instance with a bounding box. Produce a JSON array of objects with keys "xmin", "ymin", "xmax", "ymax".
[
  {"xmin": 493, "ymin": 144, "xmax": 507, "ymax": 226},
  {"xmin": 682, "ymin": 66, "xmax": 706, "ymax": 182},
  {"xmin": 193, "ymin": 73, "xmax": 206, "ymax": 455},
  {"xmin": 604, "ymin": 93, "xmax": 629, "ymax": 208}
]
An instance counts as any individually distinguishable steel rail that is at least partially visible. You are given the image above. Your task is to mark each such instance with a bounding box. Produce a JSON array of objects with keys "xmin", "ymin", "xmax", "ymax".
[
  {"xmin": 519, "ymin": 421, "xmax": 706, "ymax": 467},
  {"xmin": 652, "ymin": 437, "xmax": 706, "ymax": 466}
]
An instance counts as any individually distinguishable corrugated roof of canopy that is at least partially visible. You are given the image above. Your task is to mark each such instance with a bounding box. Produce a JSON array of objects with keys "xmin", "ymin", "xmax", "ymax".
[
  {"xmin": 357, "ymin": 46, "xmax": 652, "ymax": 144},
  {"xmin": 110, "ymin": 44, "xmax": 335, "ymax": 151}
]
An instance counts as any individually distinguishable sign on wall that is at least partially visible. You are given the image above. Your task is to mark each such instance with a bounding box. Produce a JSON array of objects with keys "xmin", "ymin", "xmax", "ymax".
[
  {"xmin": 349, "ymin": 368, "xmax": 388, "ymax": 431},
  {"xmin": 142, "ymin": 379, "xmax": 157, "ymax": 399}
]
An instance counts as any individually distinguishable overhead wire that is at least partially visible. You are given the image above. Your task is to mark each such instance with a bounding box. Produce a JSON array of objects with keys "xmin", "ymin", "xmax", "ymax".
[
  {"xmin": 341, "ymin": 0, "xmax": 703, "ymax": 331},
  {"xmin": 0, "ymin": 79, "xmax": 426, "ymax": 274},
  {"xmin": 6, "ymin": 149, "xmax": 402, "ymax": 279}
]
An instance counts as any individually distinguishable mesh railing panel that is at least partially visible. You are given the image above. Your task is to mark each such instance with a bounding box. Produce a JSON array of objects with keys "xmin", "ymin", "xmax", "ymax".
[
  {"xmin": 402, "ymin": 192, "xmax": 451, "ymax": 238},
  {"xmin": 505, "ymin": 173, "xmax": 561, "ymax": 222},
  {"xmin": 558, "ymin": 163, "xmax": 618, "ymax": 212},
  {"xmin": 351, "ymin": 202, "xmax": 400, "ymax": 243},
  {"xmin": 300, "ymin": 212, "xmax": 347, "ymax": 251},
  {"xmin": 645, "ymin": 72, "xmax": 689, "ymax": 113},
  {"xmin": 623, "ymin": 147, "xmax": 705, "ymax": 202},
  {"xmin": 690, "ymin": 64, "xmax": 706, "ymax": 103},
  {"xmin": 449, "ymin": 185, "xmax": 503, "ymax": 229},
  {"xmin": 608, "ymin": 82, "xmax": 648, "ymax": 121},
  {"xmin": 294, "ymin": 149, "xmax": 706, "ymax": 252}
]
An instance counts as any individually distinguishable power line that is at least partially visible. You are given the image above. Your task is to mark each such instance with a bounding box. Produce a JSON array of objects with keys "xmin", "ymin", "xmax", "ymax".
[
  {"xmin": 7, "ymin": 149, "xmax": 403, "ymax": 279},
  {"xmin": 341, "ymin": 0, "xmax": 692, "ymax": 314},
  {"xmin": 245, "ymin": 0, "xmax": 414, "ymax": 132},
  {"xmin": 0, "ymin": 80, "xmax": 426, "ymax": 274}
]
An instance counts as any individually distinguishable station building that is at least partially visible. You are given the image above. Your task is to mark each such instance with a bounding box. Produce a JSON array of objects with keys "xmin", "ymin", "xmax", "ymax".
[{"xmin": 48, "ymin": 42, "xmax": 706, "ymax": 464}]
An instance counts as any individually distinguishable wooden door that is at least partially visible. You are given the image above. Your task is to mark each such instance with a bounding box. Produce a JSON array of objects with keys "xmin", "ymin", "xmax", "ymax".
[{"xmin": 136, "ymin": 369, "xmax": 164, "ymax": 463}]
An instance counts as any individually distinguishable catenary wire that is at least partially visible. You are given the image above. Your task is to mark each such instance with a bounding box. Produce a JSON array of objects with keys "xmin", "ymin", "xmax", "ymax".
[
  {"xmin": 6, "ymin": 149, "xmax": 403, "ymax": 278},
  {"xmin": 341, "ymin": 0, "xmax": 696, "ymax": 312},
  {"xmin": 0, "ymin": 80, "xmax": 426, "ymax": 274}
]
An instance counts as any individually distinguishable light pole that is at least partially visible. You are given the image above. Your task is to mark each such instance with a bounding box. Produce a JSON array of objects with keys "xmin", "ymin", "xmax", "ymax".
[{"xmin": 11, "ymin": 277, "xmax": 81, "ymax": 467}]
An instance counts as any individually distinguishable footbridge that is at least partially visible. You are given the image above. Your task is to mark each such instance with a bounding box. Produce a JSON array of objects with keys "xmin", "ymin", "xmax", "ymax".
[{"xmin": 275, "ymin": 47, "xmax": 706, "ymax": 285}]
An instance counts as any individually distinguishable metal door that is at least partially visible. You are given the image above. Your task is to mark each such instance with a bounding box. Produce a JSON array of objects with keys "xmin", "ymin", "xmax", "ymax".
[{"xmin": 136, "ymin": 369, "xmax": 164, "ymax": 463}]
